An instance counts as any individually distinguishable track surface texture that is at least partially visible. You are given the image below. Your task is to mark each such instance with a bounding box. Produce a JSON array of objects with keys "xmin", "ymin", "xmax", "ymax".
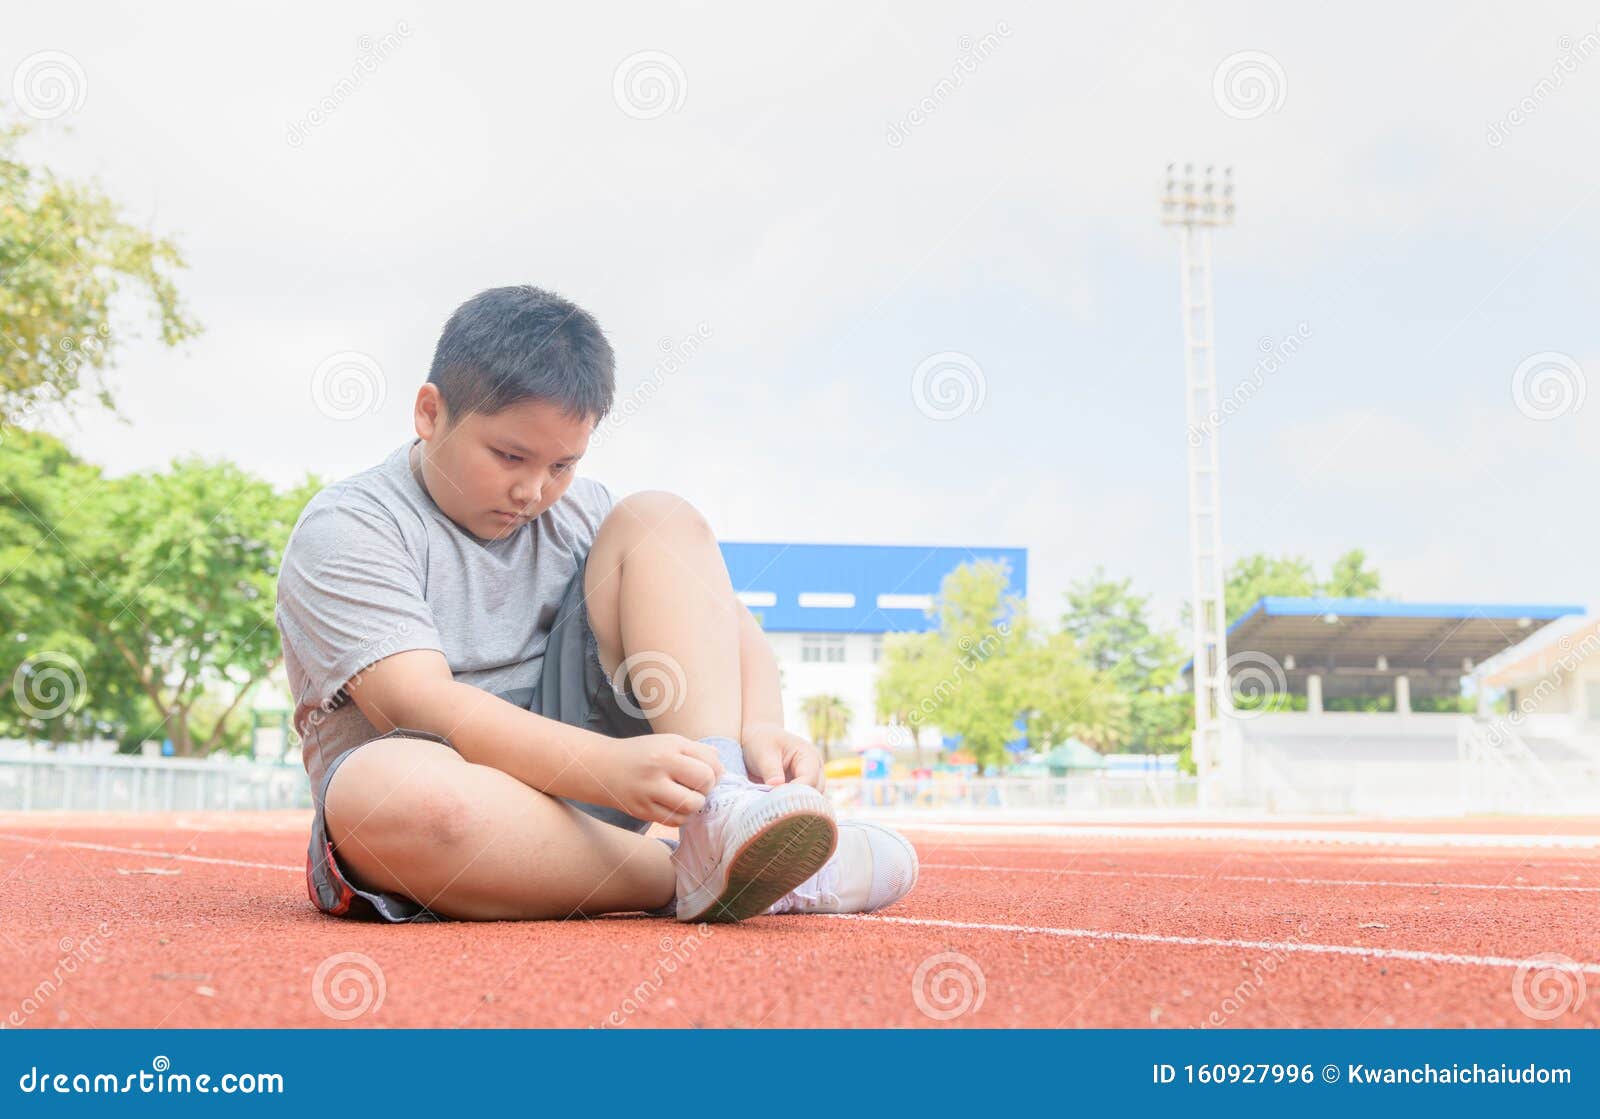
[{"xmin": 2, "ymin": 811, "xmax": 1596, "ymax": 1028}]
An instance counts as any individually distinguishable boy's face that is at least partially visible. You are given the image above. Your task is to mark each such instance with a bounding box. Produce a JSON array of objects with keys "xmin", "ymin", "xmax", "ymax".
[{"xmin": 412, "ymin": 385, "xmax": 593, "ymax": 542}]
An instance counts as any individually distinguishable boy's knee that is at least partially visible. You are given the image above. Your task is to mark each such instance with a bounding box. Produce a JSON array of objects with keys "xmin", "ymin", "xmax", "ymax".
[
  {"xmin": 414, "ymin": 783, "xmax": 478, "ymax": 851},
  {"xmin": 605, "ymin": 490, "xmax": 713, "ymax": 543}
]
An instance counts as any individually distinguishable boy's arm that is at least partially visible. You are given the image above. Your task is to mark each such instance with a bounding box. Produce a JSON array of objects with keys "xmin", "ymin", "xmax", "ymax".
[
  {"xmin": 343, "ymin": 648, "xmax": 722, "ymax": 825},
  {"xmin": 736, "ymin": 602, "xmax": 824, "ymax": 789}
]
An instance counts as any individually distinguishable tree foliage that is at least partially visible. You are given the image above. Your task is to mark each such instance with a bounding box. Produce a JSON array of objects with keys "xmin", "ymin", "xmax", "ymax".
[
  {"xmin": 1, "ymin": 110, "xmax": 200, "ymax": 418},
  {"xmin": 799, "ymin": 694, "xmax": 852, "ymax": 763},
  {"xmin": 0, "ymin": 431, "xmax": 316, "ymax": 754},
  {"xmin": 876, "ymin": 560, "xmax": 1126, "ymax": 775},
  {"xmin": 1222, "ymin": 548, "xmax": 1384, "ymax": 622}
]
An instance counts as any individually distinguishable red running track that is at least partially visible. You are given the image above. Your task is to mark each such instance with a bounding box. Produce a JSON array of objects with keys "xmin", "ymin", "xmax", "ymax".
[{"xmin": 1, "ymin": 812, "xmax": 1596, "ymax": 1029}]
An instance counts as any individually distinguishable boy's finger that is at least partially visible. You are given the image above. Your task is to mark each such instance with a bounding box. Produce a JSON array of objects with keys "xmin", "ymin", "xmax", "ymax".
[
  {"xmin": 670, "ymin": 755, "xmax": 718, "ymax": 795},
  {"xmin": 657, "ymin": 786, "xmax": 705, "ymax": 819},
  {"xmin": 789, "ymin": 745, "xmax": 823, "ymax": 789},
  {"xmin": 683, "ymin": 739, "xmax": 725, "ymax": 779},
  {"xmin": 744, "ymin": 741, "xmax": 786, "ymax": 785}
]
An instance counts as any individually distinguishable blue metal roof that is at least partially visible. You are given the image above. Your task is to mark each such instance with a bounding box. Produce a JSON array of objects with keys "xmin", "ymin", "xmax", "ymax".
[
  {"xmin": 1229, "ymin": 596, "xmax": 1584, "ymax": 633},
  {"xmin": 718, "ymin": 542, "xmax": 1027, "ymax": 633}
]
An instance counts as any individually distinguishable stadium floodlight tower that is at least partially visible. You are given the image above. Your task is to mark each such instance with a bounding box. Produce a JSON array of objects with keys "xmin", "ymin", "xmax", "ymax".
[{"xmin": 1161, "ymin": 163, "xmax": 1234, "ymax": 809}]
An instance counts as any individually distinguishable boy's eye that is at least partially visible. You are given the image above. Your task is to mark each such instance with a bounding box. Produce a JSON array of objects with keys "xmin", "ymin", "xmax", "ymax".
[
  {"xmin": 494, "ymin": 449, "xmax": 523, "ymax": 464},
  {"xmin": 552, "ymin": 462, "xmax": 573, "ymax": 475}
]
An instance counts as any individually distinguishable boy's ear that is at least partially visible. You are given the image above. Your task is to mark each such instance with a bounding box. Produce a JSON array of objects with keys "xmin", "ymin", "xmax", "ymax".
[{"xmin": 414, "ymin": 384, "xmax": 448, "ymax": 440}]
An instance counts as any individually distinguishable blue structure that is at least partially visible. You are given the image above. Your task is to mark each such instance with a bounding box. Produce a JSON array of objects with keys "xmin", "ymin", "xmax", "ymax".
[{"xmin": 718, "ymin": 542, "xmax": 1027, "ymax": 633}]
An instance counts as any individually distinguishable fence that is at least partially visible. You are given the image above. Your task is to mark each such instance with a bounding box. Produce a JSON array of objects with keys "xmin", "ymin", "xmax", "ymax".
[
  {"xmin": 0, "ymin": 754, "xmax": 311, "ymax": 812},
  {"xmin": 827, "ymin": 774, "xmax": 1200, "ymax": 816},
  {"xmin": 1218, "ymin": 713, "xmax": 1600, "ymax": 816}
]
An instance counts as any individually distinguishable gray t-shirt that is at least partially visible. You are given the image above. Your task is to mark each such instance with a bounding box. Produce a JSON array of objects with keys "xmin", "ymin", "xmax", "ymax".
[{"xmin": 275, "ymin": 438, "xmax": 616, "ymax": 792}]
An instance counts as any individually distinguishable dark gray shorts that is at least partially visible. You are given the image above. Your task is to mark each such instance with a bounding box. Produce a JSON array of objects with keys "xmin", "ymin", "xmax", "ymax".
[{"xmin": 304, "ymin": 557, "xmax": 656, "ymax": 923}]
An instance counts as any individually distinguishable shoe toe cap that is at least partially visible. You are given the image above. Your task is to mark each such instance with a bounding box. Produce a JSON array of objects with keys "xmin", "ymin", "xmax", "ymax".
[{"xmin": 861, "ymin": 823, "xmax": 918, "ymax": 910}]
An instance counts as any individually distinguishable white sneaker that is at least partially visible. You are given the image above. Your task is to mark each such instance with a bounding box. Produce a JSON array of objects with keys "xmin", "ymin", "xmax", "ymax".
[
  {"xmin": 672, "ymin": 777, "xmax": 838, "ymax": 923},
  {"xmin": 766, "ymin": 820, "xmax": 919, "ymax": 915}
]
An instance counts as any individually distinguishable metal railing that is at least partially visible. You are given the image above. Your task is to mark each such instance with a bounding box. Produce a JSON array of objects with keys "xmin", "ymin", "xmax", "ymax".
[
  {"xmin": 0, "ymin": 754, "xmax": 311, "ymax": 812},
  {"xmin": 826, "ymin": 774, "xmax": 1200, "ymax": 816}
]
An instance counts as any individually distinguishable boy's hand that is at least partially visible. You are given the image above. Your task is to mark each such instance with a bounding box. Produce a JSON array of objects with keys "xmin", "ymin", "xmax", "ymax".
[
  {"xmin": 741, "ymin": 722, "xmax": 824, "ymax": 790},
  {"xmin": 590, "ymin": 734, "xmax": 724, "ymax": 827}
]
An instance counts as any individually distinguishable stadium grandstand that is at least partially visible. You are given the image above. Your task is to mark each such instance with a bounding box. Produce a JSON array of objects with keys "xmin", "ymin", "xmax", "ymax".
[{"xmin": 1188, "ymin": 597, "xmax": 1600, "ymax": 815}]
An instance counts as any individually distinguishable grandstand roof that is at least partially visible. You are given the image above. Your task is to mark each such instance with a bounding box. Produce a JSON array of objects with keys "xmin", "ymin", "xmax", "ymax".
[
  {"xmin": 1185, "ymin": 596, "xmax": 1585, "ymax": 679},
  {"xmin": 719, "ymin": 541, "xmax": 1027, "ymax": 633}
]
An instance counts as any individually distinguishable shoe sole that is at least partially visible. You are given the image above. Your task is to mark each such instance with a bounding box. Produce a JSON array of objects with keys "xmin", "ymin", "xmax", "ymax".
[{"xmin": 678, "ymin": 786, "xmax": 838, "ymax": 923}]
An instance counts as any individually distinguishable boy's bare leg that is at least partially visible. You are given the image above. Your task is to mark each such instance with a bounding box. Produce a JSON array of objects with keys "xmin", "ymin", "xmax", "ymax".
[
  {"xmin": 581, "ymin": 491, "xmax": 744, "ymax": 744},
  {"xmin": 324, "ymin": 736, "xmax": 674, "ymax": 921}
]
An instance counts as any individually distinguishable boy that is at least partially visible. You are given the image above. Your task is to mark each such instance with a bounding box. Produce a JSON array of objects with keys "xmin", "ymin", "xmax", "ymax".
[{"xmin": 277, "ymin": 285, "xmax": 918, "ymax": 923}]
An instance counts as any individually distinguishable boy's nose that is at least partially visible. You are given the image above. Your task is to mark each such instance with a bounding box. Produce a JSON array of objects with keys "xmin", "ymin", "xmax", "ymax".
[{"xmin": 509, "ymin": 484, "xmax": 542, "ymax": 510}]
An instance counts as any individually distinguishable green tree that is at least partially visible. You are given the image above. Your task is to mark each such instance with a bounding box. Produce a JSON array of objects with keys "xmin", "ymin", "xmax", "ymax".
[
  {"xmin": 1023, "ymin": 628, "xmax": 1129, "ymax": 752},
  {"xmin": 799, "ymin": 694, "xmax": 852, "ymax": 763},
  {"xmin": 917, "ymin": 561, "xmax": 1029, "ymax": 775},
  {"xmin": 874, "ymin": 629, "xmax": 941, "ymax": 764},
  {"xmin": 1062, "ymin": 568, "xmax": 1183, "ymax": 691},
  {"xmin": 1323, "ymin": 548, "xmax": 1382, "ymax": 599},
  {"xmin": 0, "ymin": 109, "xmax": 199, "ymax": 417},
  {"xmin": 1218, "ymin": 549, "xmax": 1385, "ymax": 623},
  {"xmin": 876, "ymin": 560, "xmax": 1120, "ymax": 776},
  {"xmin": 1061, "ymin": 570, "xmax": 1189, "ymax": 753},
  {"xmin": 0, "ymin": 432, "xmax": 316, "ymax": 754},
  {"xmin": 1222, "ymin": 553, "xmax": 1318, "ymax": 623}
]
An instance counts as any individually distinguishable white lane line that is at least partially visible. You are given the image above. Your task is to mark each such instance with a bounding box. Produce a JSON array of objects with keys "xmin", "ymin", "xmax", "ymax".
[
  {"xmin": 826, "ymin": 913, "xmax": 1600, "ymax": 974},
  {"xmin": 878, "ymin": 821, "xmax": 1600, "ymax": 848},
  {"xmin": 0, "ymin": 833, "xmax": 301, "ymax": 873},
  {"xmin": 922, "ymin": 862, "xmax": 1600, "ymax": 893}
]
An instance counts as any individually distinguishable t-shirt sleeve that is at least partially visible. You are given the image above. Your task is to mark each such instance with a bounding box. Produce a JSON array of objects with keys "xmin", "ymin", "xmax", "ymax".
[
  {"xmin": 564, "ymin": 476, "xmax": 617, "ymax": 546},
  {"xmin": 274, "ymin": 495, "xmax": 446, "ymax": 715},
  {"xmin": 587, "ymin": 477, "xmax": 617, "ymax": 520}
]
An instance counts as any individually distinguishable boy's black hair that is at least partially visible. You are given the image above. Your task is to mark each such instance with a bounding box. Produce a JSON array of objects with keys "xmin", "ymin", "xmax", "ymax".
[{"xmin": 427, "ymin": 285, "xmax": 615, "ymax": 424}]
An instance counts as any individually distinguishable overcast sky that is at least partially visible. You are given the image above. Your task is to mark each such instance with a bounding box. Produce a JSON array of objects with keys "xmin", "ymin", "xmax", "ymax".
[{"xmin": 7, "ymin": 1, "xmax": 1599, "ymax": 629}]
